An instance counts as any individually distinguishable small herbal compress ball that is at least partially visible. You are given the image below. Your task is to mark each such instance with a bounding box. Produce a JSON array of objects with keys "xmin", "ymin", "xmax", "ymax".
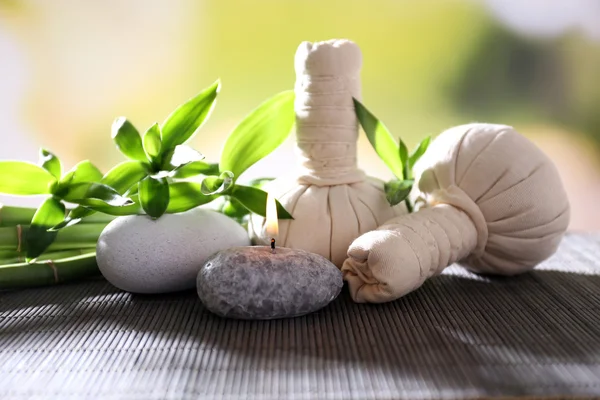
[
  {"xmin": 250, "ymin": 39, "xmax": 404, "ymax": 266},
  {"xmin": 342, "ymin": 123, "xmax": 570, "ymax": 303}
]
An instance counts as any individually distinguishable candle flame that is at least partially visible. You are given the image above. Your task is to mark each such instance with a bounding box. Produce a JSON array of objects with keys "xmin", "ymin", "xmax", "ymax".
[{"xmin": 266, "ymin": 192, "xmax": 279, "ymax": 239}]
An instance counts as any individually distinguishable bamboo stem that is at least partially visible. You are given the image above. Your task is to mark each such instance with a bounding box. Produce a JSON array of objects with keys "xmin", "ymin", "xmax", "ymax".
[
  {"xmin": 404, "ymin": 198, "xmax": 414, "ymax": 213},
  {"xmin": 0, "ymin": 253, "xmax": 99, "ymax": 290},
  {"xmin": 0, "ymin": 248, "xmax": 93, "ymax": 265},
  {"xmin": 0, "ymin": 204, "xmax": 115, "ymax": 227},
  {"xmin": 0, "ymin": 224, "xmax": 106, "ymax": 251},
  {"xmin": 0, "ymin": 205, "xmax": 35, "ymax": 227},
  {"xmin": 0, "ymin": 249, "xmax": 17, "ymax": 259}
]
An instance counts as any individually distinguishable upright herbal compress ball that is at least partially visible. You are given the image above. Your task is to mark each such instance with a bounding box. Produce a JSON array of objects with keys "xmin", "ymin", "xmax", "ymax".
[
  {"xmin": 250, "ymin": 39, "xmax": 404, "ymax": 266},
  {"xmin": 342, "ymin": 123, "xmax": 570, "ymax": 303}
]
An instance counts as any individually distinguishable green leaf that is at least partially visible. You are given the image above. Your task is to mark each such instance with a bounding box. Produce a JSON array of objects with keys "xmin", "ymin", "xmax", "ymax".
[
  {"xmin": 50, "ymin": 212, "xmax": 90, "ymax": 230},
  {"xmin": 353, "ymin": 98, "xmax": 404, "ymax": 180},
  {"xmin": 60, "ymin": 160, "xmax": 103, "ymax": 187},
  {"xmin": 161, "ymin": 80, "xmax": 220, "ymax": 150},
  {"xmin": 161, "ymin": 145, "xmax": 205, "ymax": 171},
  {"xmin": 83, "ymin": 195, "xmax": 143, "ymax": 216},
  {"xmin": 399, "ymin": 139, "xmax": 409, "ymax": 180},
  {"xmin": 172, "ymin": 161, "xmax": 220, "ymax": 179},
  {"xmin": 247, "ymin": 177, "xmax": 275, "ymax": 189},
  {"xmin": 50, "ymin": 219, "xmax": 80, "ymax": 230},
  {"xmin": 0, "ymin": 161, "xmax": 56, "ymax": 195},
  {"xmin": 408, "ymin": 136, "xmax": 431, "ymax": 170},
  {"xmin": 220, "ymin": 197, "xmax": 251, "ymax": 220},
  {"xmin": 230, "ymin": 185, "xmax": 293, "ymax": 219},
  {"xmin": 143, "ymin": 123, "xmax": 162, "ymax": 162},
  {"xmin": 101, "ymin": 160, "xmax": 149, "ymax": 194},
  {"xmin": 63, "ymin": 182, "xmax": 134, "ymax": 207},
  {"xmin": 166, "ymin": 182, "xmax": 217, "ymax": 213},
  {"xmin": 55, "ymin": 160, "xmax": 148, "ymax": 227},
  {"xmin": 384, "ymin": 180, "xmax": 414, "ymax": 206},
  {"xmin": 139, "ymin": 176, "xmax": 169, "ymax": 219},
  {"xmin": 219, "ymin": 90, "xmax": 295, "ymax": 180},
  {"xmin": 26, "ymin": 197, "xmax": 66, "ymax": 260},
  {"xmin": 200, "ymin": 171, "xmax": 234, "ymax": 195},
  {"xmin": 126, "ymin": 184, "xmax": 139, "ymax": 196},
  {"xmin": 111, "ymin": 117, "xmax": 147, "ymax": 162},
  {"xmin": 38, "ymin": 149, "xmax": 62, "ymax": 180}
]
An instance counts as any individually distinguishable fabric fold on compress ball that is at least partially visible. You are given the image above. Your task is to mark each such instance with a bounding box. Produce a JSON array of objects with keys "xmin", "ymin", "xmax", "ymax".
[{"xmin": 342, "ymin": 123, "xmax": 570, "ymax": 303}]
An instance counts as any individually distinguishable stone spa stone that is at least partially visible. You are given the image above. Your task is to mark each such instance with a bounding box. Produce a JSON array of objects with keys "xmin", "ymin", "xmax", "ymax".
[
  {"xmin": 197, "ymin": 246, "xmax": 343, "ymax": 320},
  {"xmin": 96, "ymin": 208, "xmax": 250, "ymax": 294}
]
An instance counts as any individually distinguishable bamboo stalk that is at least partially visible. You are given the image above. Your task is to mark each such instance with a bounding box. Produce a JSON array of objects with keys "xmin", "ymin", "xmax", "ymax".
[
  {"xmin": 0, "ymin": 204, "xmax": 115, "ymax": 227},
  {"xmin": 0, "ymin": 248, "xmax": 94, "ymax": 265},
  {"xmin": 0, "ymin": 205, "xmax": 35, "ymax": 227},
  {"xmin": 0, "ymin": 249, "xmax": 17, "ymax": 259},
  {"xmin": 0, "ymin": 253, "xmax": 99, "ymax": 290},
  {"xmin": 0, "ymin": 224, "xmax": 106, "ymax": 252}
]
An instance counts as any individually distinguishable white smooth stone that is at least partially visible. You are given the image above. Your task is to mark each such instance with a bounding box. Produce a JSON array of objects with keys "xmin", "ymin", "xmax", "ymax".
[{"xmin": 96, "ymin": 208, "xmax": 250, "ymax": 294}]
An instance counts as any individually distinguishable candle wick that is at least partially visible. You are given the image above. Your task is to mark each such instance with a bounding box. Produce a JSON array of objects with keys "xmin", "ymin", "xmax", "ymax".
[{"xmin": 271, "ymin": 238, "xmax": 276, "ymax": 254}]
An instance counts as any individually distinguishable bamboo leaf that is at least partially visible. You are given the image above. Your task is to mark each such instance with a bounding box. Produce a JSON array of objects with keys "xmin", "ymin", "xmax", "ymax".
[
  {"xmin": 161, "ymin": 80, "xmax": 220, "ymax": 150},
  {"xmin": 230, "ymin": 185, "xmax": 293, "ymax": 219},
  {"xmin": 55, "ymin": 161, "xmax": 147, "ymax": 229},
  {"xmin": 161, "ymin": 145, "xmax": 205, "ymax": 171},
  {"xmin": 50, "ymin": 214, "xmax": 91, "ymax": 231},
  {"xmin": 63, "ymin": 182, "xmax": 134, "ymax": 207},
  {"xmin": 399, "ymin": 139, "xmax": 409, "ymax": 180},
  {"xmin": 26, "ymin": 197, "xmax": 66, "ymax": 260},
  {"xmin": 111, "ymin": 117, "xmax": 147, "ymax": 162},
  {"xmin": 167, "ymin": 182, "xmax": 217, "ymax": 213},
  {"xmin": 384, "ymin": 180, "xmax": 414, "ymax": 206},
  {"xmin": 38, "ymin": 149, "xmax": 62, "ymax": 180},
  {"xmin": 247, "ymin": 177, "xmax": 275, "ymax": 189},
  {"xmin": 408, "ymin": 136, "xmax": 431, "ymax": 169},
  {"xmin": 219, "ymin": 90, "xmax": 295, "ymax": 180},
  {"xmin": 200, "ymin": 171, "xmax": 234, "ymax": 195},
  {"xmin": 220, "ymin": 197, "xmax": 251, "ymax": 220},
  {"xmin": 172, "ymin": 161, "xmax": 219, "ymax": 179},
  {"xmin": 0, "ymin": 161, "xmax": 56, "ymax": 195},
  {"xmin": 139, "ymin": 176, "xmax": 169, "ymax": 219},
  {"xmin": 143, "ymin": 123, "xmax": 162, "ymax": 162},
  {"xmin": 101, "ymin": 160, "xmax": 149, "ymax": 194},
  {"xmin": 83, "ymin": 195, "xmax": 143, "ymax": 216},
  {"xmin": 60, "ymin": 161, "xmax": 103, "ymax": 188},
  {"xmin": 353, "ymin": 98, "xmax": 404, "ymax": 180}
]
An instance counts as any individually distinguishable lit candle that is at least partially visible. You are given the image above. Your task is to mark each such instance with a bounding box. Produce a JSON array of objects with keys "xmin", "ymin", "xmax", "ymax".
[
  {"xmin": 196, "ymin": 192, "xmax": 343, "ymax": 320},
  {"xmin": 266, "ymin": 192, "xmax": 279, "ymax": 252}
]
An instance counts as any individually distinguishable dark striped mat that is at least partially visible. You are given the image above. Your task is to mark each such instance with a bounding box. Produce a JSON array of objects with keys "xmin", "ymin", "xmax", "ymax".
[{"xmin": 1, "ymin": 233, "xmax": 600, "ymax": 399}]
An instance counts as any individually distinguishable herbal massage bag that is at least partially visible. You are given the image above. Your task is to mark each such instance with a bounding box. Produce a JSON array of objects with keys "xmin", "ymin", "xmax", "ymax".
[
  {"xmin": 342, "ymin": 123, "xmax": 571, "ymax": 303},
  {"xmin": 250, "ymin": 39, "xmax": 405, "ymax": 266}
]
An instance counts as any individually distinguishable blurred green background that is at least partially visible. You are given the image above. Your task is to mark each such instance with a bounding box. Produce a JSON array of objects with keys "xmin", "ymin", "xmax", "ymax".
[{"xmin": 1, "ymin": 0, "xmax": 599, "ymax": 229}]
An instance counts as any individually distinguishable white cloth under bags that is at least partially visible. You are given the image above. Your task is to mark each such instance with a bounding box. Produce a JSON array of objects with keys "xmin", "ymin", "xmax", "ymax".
[{"xmin": 342, "ymin": 123, "xmax": 571, "ymax": 303}]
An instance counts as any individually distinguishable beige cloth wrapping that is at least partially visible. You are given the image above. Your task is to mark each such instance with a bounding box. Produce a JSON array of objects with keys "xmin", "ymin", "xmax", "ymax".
[
  {"xmin": 250, "ymin": 39, "xmax": 405, "ymax": 266},
  {"xmin": 342, "ymin": 123, "xmax": 571, "ymax": 303}
]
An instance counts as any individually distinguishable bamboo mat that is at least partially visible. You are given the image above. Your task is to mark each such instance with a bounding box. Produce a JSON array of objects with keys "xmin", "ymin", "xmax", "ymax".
[{"xmin": 1, "ymin": 233, "xmax": 600, "ymax": 400}]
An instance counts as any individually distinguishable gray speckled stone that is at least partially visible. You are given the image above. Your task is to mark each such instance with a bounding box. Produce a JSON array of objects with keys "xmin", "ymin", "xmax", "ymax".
[
  {"xmin": 96, "ymin": 208, "xmax": 250, "ymax": 294},
  {"xmin": 197, "ymin": 246, "xmax": 343, "ymax": 320}
]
